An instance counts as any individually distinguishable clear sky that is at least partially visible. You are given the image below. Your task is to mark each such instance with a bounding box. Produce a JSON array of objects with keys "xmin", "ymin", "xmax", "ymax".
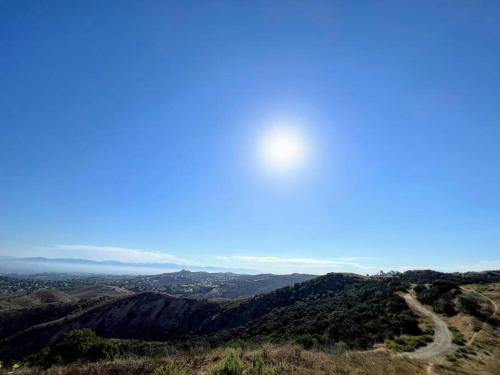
[{"xmin": 1, "ymin": 1, "xmax": 499, "ymax": 274}]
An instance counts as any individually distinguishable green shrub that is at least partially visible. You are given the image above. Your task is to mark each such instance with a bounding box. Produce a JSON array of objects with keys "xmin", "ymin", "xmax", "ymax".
[
  {"xmin": 28, "ymin": 329, "xmax": 117, "ymax": 368},
  {"xmin": 385, "ymin": 334, "xmax": 432, "ymax": 352},
  {"xmin": 332, "ymin": 341, "xmax": 349, "ymax": 354},
  {"xmin": 154, "ymin": 360, "xmax": 187, "ymax": 375},
  {"xmin": 226, "ymin": 339, "xmax": 256, "ymax": 351},
  {"xmin": 446, "ymin": 354, "xmax": 457, "ymax": 362},
  {"xmin": 208, "ymin": 350, "xmax": 274, "ymax": 375},
  {"xmin": 247, "ymin": 354, "xmax": 268, "ymax": 375},
  {"xmin": 449, "ymin": 326, "xmax": 466, "ymax": 346},
  {"xmin": 384, "ymin": 339, "xmax": 399, "ymax": 351},
  {"xmin": 457, "ymin": 294, "xmax": 489, "ymax": 319},
  {"xmin": 209, "ymin": 351, "xmax": 245, "ymax": 375},
  {"xmin": 422, "ymin": 327, "xmax": 434, "ymax": 335},
  {"xmin": 295, "ymin": 334, "xmax": 316, "ymax": 349},
  {"xmin": 415, "ymin": 282, "xmax": 461, "ymax": 316}
]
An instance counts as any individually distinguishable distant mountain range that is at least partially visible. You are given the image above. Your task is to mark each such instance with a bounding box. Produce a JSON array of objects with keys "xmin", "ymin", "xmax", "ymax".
[{"xmin": 0, "ymin": 256, "xmax": 254, "ymax": 275}]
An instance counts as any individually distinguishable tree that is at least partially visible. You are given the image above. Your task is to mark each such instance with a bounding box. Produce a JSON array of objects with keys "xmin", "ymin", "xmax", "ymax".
[{"xmin": 29, "ymin": 329, "xmax": 117, "ymax": 368}]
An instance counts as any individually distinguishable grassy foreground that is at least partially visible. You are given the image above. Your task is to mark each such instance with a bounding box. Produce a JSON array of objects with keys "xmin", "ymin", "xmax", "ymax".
[{"xmin": 4, "ymin": 345, "xmax": 427, "ymax": 375}]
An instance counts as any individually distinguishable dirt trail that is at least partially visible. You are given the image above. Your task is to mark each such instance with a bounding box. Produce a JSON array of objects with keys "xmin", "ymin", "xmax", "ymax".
[
  {"xmin": 400, "ymin": 293, "xmax": 454, "ymax": 363},
  {"xmin": 490, "ymin": 296, "xmax": 498, "ymax": 316}
]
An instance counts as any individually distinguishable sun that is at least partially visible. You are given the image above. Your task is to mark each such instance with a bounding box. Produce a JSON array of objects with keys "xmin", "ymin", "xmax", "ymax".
[{"xmin": 259, "ymin": 126, "xmax": 307, "ymax": 172}]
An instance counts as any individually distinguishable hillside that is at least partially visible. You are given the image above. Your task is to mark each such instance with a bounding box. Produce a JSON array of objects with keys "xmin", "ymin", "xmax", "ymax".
[
  {"xmin": 0, "ymin": 289, "xmax": 75, "ymax": 310},
  {"xmin": 2, "ymin": 270, "xmax": 500, "ymax": 374},
  {"xmin": 223, "ymin": 278, "xmax": 419, "ymax": 349},
  {"xmin": 0, "ymin": 273, "xmax": 411, "ymax": 362},
  {"xmin": 0, "ymin": 286, "xmax": 132, "ymax": 342}
]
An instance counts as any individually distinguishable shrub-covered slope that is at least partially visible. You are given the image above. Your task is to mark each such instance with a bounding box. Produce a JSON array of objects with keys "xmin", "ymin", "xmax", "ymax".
[
  {"xmin": 0, "ymin": 273, "xmax": 419, "ymax": 362},
  {"xmin": 222, "ymin": 279, "xmax": 419, "ymax": 349},
  {"xmin": 0, "ymin": 273, "xmax": 363, "ymax": 361}
]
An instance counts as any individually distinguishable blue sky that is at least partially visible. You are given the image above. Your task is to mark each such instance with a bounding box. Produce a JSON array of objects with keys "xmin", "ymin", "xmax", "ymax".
[{"xmin": 1, "ymin": 1, "xmax": 499, "ymax": 274}]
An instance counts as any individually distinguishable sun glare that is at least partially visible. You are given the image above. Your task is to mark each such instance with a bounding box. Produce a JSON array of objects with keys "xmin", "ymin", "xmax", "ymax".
[{"xmin": 259, "ymin": 126, "xmax": 307, "ymax": 173}]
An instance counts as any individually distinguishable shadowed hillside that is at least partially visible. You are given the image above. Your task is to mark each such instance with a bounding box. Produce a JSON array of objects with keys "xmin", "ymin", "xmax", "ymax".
[{"xmin": 0, "ymin": 273, "xmax": 414, "ymax": 362}]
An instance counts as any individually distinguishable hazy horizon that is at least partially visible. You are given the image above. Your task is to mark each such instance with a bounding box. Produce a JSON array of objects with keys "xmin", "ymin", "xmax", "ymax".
[{"xmin": 0, "ymin": 252, "xmax": 498, "ymax": 277}]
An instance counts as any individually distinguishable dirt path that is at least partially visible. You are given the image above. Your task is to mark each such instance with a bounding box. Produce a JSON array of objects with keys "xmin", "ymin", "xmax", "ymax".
[
  {"xmin": 400, "ymin": 293, "xmax": 454, "ymax": 363},
  {"xmin": 490, "ymin": 296, "xmax": 498, "ymax": 316}
]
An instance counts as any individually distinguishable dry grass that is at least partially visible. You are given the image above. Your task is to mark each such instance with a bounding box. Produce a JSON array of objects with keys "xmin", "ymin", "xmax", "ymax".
[
  {"xmin": 15, "ymin": 359, "xmax": 160, "ymax": 375},
  {"xmin": 437, "ymin": 283, "xmax": 500, "ymax": 375},
  {"xmin": 8, "ymin": 345, "xmax": 428, "ymax": 375}
]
